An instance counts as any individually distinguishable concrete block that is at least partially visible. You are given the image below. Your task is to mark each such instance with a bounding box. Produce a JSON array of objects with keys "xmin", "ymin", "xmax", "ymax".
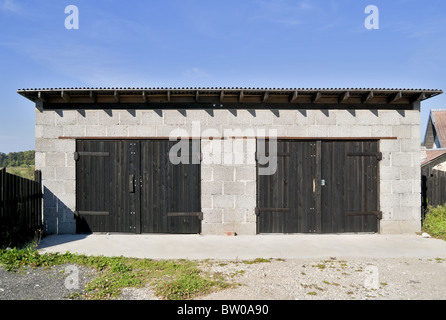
[
  {"xmin": 53, "ymin": 139, "xmax": 76, "ymax": 153},
  {"xmin": 245, "ymin": 209, "xmax": 257, "ymax": 223},
  {"xmin": 348, "ymin": 126, "xmax": 371, "ymax": 137},
  {"xmin": 380, "ymin": 220, "xmax": 421, "ymax": 234},
  {"xmin": 184, "ymin": 110, "xmax": 209, "ymax": 126},
  {"xmin": 64, "ymin": 180, "xmax": 76, "ymax": 195},
  {"xmin": 35, "ymin": 152, "xmax": 45, "ymax": 168},
  {"xmin": 392, "ymin": 126, "xmax": 413, "ymax": 139},
  {"xmin": 378, "ymin": 111, "xmax": 401, "ymax": 125},
  {"xmin": 201, "ymin": 223, "xmax": 226, "ymax": 236},
  {"xmin": 392, "ymin": 152, "xmax": 412, "ymax": 167},
  {"xmin": 399, "ymin": 193, "xmax": 421, "ymax": 207},
  {"xmin": 106, "ymin": 125, "xmax": 128, "ymax": 137},
  {"xmin": 328, "ymin": 125, "xmax": 348, "ymax": 137},
  {"xmin": 35, "ymin": 138, "xmax": 56, "ymax": 153},
  {"xmin": 335, "ymin": 110, "xmax": 357, "ymax": 126},
  {"xmin": 142, "ymin": 110, "xmax": 163, "ymax": 125},
  {"xmin": 43, "ymin": 180, "xmax": 65, "ymax": 195},
  {"xmin": 156, "ymin": 125, "xmax": 182, "ymax": 138},
  {"xmin": 412, "ymin": 126, "xmax": 421, "ymax": 140},
  {"xmin": 35, "ymin": 110, "xmax": 55, "ymax": 126},
  {"xmin": 135, "ymin": 126, "xmax": 157, "ymax": 137},
  {"xmin": 223, "ymin": 208, "xmax": 243, "ymax": 224},
  {"xmin": 201, "ymin": 167, "xmax": 213, "ymax": 180},
  {"xmin": 371, "ymin": 126, "xmax": 392, "ymax": 137},
  {"xmin": 226, "ymin": 110, "xmax": 250, "ymax": 126},
  {"xmin": 391, "ymin": 180, "xmax": 413, "ymax": 194},
  {"xmin": 296, "ymin": 110, "xmax": 316, "ymax": 125},
  {"xmin": 207, "ymin": 110, "xmax": 229, "ymax": 126},
  {"xmin": 285, "ymin": 125, "xmax": 308, "ymax": 137},
  {"xmin": 76, "ymin": 110, "xmax": 99, "ymax": 125},
  {"xmin": 355, "ymin": 110, "xmax": 379, "ymax": 125},
  {"xmin": 379, "ymin": 180, "xmax": 392, "ymax": 195},
  {"xmin": 399, "ymin": 166, "xmax": 420, "ymax": 180},
  {"xmin": 400, "ymin": 139, "xmax": 421, "ymax": 152},
  {"xmin": 43, "ymin": 217, "xmax": 57, "ymax": 234},
  {"xmin": 39, "ymin": 125, "xmax": 64, "ymax": 139},
  {"xmin": 272, "ymin": 110, "xmax": 297, "ymax": 125},
  {"xmin": 314, "ymin": 110, "xmax": 336, "ymax": 125},
  {"xmin": 163, "ymin": 110, "xmax": 185, "ymax": 125},
  {"xmin": 245, "ymin": 181, "xmax": 257, "ymax": 195},
  {"xmin": 235, "ymin": 167, "xmax": 256, "ymax": 181},
  {"xmin": 56, "ymin": 194, "xmax": 76, "ymax": 211},
  {"xmin": 380, "ymin": 194, "xmax": 400, "ymax": 208},
  {"xmin": 380, "ymin": 151, "xmax": 391, "ymax": 166},
  {"xmin": 55, "ymin": 110, "xmax": 77, "ymax": 125},
  {"xmin": 249, "ymin": 111, "xmax": 273, "ymax": 126},
  {"xmin": 63, "ymin": 125, "xmax": 85, "ymax": 137},
  {"xmin": 99, "ymin": 110, "xmax": 120, "ymax": 125},
  {"xmin": 400, "ymin": 110, "xmax": 420, "ymax": 125},
  {"xmin": 40, "ymin": 167, "xmax": 55, "ymax": 180},
  {"xmin": 55, "ymin": 167, "xmax": 75, "ymax": 181},
  {"xmin": 380, "ymin": 165, "xmax": 401, "ymax": 181},
  {"xmin": 119, "ymin": 110, "xmax": 141, "ymax": 125},
  {"xmin": 235, "ymin": 194, "xmax": 256, "ymax": 209},
  {"xmin": 201, "ymin": 195, "xmax": 213, "ymax": 209},
  {"xmin": 213, "ymin": 195, "xmax": 234, "ymax": 208},
  {"xmin": 202, "ymin": 209, "xmax": 223, "ymax": 224},
  {"xmin": 380, "ymin": 140, "xmax": 401, "ymax": 153},
  {"xmin": 234, "ymin": 223, "xmax": 256, "ymax": 235},
  {"xmin": 202, "ymin": 180, "xmax": 223, "ymax": 195},
  {"xmin": 86, "ymin": 125, "xmax": 107, "ymax": 136},
  {"xmin": 223, "ymin": 181, "xmax": 245, "ymax": 195},
  {"xmin": 57, "ymin": 221, "xmax": 76, "ymax": 234},
  {"xmin": 213, "ymin": 166, "xmax": 235, "ymax": 182},
  {"xmin": 308, "ymin": 125, "xmax": 330, "ymax": 137},
  {"xmin": 45, "ymin": 153, "xmax": 66, "ymax": 167},
  {"xmin": 393, "ymin": 207, "xmax": 415, "ymax": 220}
]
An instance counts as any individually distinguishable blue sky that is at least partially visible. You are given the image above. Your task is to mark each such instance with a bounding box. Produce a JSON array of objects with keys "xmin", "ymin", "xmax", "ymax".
[{"xmin": 1, "ymin": 0, "xmax": 445, "ymax": 153}]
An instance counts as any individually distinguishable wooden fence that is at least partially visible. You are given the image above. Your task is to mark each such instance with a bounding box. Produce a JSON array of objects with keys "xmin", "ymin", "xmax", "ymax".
[
  {"xmin": 422, "ymin": 169, "xmax": 446, "ymax": 219},
  {"xmin": 0, "ymin": 168, "xmax": 42, "ymax": 247}
]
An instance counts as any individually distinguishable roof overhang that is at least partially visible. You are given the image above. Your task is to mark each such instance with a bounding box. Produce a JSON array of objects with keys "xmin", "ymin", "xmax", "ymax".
[{"xmin": 17, "ymin": 87, "xmax": 443, "ymax": 110}]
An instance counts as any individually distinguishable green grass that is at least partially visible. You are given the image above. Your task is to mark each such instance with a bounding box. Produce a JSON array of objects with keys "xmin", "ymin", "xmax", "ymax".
[
  {"xmin": 5, "ymin": 165, "xmax": 35, "ymax": 180},
  {"xmin": 0, "ymin": 247, "xmax": 233, "ymax": 300},
  {"xmin": 423, "ymin": 204, "xmax": 446, "ymax": 240},
  {"xmin": 241, "ymin": 258, "xmax": 271, "ymax": 264}
]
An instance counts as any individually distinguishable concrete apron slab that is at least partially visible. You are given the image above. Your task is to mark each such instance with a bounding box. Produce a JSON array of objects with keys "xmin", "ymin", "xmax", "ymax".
[{"xmin": 37, "ymin": 234, "xmax": 446, "ymax": 260}]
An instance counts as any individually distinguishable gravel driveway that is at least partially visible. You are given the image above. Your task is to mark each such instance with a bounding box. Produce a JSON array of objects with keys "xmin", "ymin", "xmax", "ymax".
[{"xmin": 1, "ymin": 256, "xmax": 445, "ymax": 300}]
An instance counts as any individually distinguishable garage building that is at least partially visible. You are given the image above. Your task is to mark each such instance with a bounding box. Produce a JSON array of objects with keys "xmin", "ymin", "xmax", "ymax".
[{"xmin": 18, "ymin": 87, "xmax": 442, "ymax": 235}]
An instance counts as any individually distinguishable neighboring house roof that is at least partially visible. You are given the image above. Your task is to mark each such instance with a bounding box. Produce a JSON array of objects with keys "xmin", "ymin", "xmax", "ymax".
[
  {"xmin": 17, "ymin": 87, "xmax": 442, "ymax": 109},
  {"xmin": 424, "ymin": 109, "xmax": 446, "ymax": 149},
  {"xmin": 422, "ymin": 149, "xmax": 446, "ymax": 166}
]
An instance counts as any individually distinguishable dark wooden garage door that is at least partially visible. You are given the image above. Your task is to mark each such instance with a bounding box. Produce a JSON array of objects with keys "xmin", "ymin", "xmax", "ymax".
[
  {"xmin": 257, "ymin": 140, "xmax": 380, "ymax": 234},
  {"xmin": 75, "ymin": 140, "xmax": 201, "ymax": 234}
]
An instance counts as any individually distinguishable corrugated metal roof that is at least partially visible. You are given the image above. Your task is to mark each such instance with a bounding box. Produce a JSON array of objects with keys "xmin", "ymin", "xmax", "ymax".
[
  {"xmin": 17, "ymin": 87, "xmax": 443, "ymax": 92},
  {"xmin": 422, "ymin": 149, "xmax": 446, "ymax": 166},
  {"xmin": 431, "ymin": 110, "xmax": 446, "ymax": 148},
  {"xmin": 17, "ymin": 87, "xmax": 443, "ymax": 108}
]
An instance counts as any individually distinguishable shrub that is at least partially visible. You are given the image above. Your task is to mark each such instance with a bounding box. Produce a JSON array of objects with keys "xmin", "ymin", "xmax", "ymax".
[{"xmin": 423, "ymin": 204, "xmax": 446, "ymax": 240}]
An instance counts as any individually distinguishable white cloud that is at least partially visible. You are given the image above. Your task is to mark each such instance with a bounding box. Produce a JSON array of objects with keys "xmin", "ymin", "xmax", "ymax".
[{"xmin": 0, "ymin": 0, "xmax": 21, "ymax": 13}]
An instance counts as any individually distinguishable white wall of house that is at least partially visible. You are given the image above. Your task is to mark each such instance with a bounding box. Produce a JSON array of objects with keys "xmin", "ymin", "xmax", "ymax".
[{"xmin": 35, "ymin": 108, "xmax": 421, "ymax": 235}]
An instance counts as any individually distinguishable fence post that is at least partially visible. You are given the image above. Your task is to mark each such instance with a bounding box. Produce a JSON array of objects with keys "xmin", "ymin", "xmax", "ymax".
[{"xmin": 34, "ymin": 170, "xmax": 42, "ymax": 230}]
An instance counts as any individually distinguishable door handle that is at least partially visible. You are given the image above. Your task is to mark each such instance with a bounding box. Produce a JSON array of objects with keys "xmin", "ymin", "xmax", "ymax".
[{"xmin": 129, "ymin": 174, "xmax": 135, "ymax": 193}]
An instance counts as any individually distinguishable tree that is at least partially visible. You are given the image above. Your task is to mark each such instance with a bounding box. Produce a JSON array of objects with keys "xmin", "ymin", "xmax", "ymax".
[{"xmin": 0, "ymin": 151, "xmax": 35, "ymax": 167}]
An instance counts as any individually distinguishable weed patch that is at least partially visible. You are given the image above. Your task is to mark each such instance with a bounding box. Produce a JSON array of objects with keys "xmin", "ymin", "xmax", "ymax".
[
  {"xmin": 0, "ymin": 248, "xmax": 233, "ymax": 300},
  {"xmin": 423, "ymin": 204, "xmax": 446, "ymax": 240}
]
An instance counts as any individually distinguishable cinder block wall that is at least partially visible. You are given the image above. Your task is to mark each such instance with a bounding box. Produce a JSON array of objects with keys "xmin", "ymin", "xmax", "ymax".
[{"xmin": 35, "ymin": 108, "xmax": 421, "ymax": 235}]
